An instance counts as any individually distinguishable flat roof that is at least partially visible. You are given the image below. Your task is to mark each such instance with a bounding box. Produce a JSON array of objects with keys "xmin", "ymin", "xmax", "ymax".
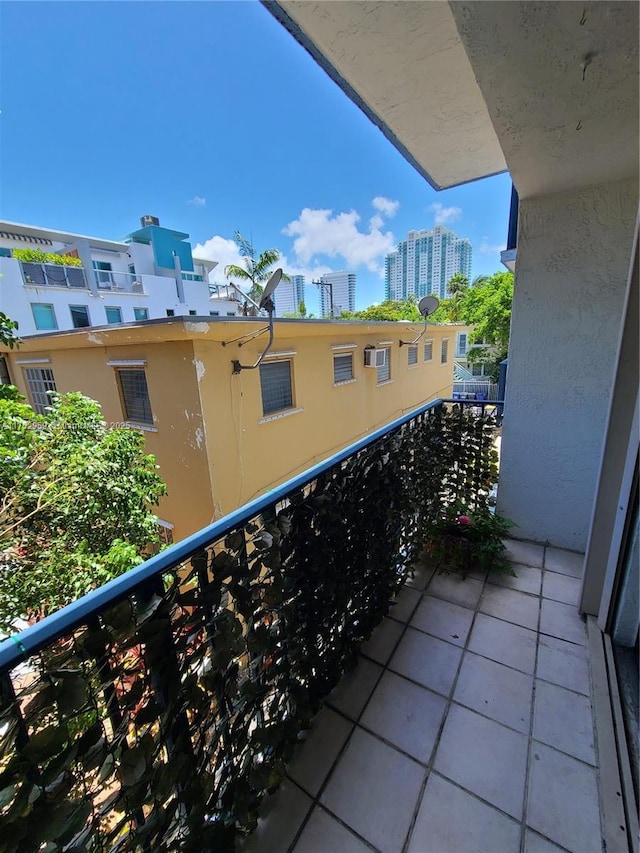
[{"xmin": 0, "ymin": 220, "xmax": 128, "ymax": 253}]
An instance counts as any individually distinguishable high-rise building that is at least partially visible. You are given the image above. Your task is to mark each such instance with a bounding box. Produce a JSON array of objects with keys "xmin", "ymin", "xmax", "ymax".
[
  {"xmin": 317, "ymin": 271, "xmax": 356, "ymax": 317},
  {"xmin": 275, "ymin": 274, "xmax": 305, "ymax": 316},
  {"xmin": 384, "ymin": 225, "xmax": 472, "ymax": 301}
]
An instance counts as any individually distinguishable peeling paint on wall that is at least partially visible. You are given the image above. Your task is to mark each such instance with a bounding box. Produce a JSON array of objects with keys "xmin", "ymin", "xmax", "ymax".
[
  {"xmin": 185, "ymin": 322, "xmax": 210, "ymax": 334},
  {"xmin": 195, "ymin": 427, "xmax": 204, "ymax": 449},
  {"xmin": 86, "ymin": 333, "xmax": 104, "ymax": 344},
  {"xmin": 193, "ymin": 359, "xmax": 206, "ymax": 382}
]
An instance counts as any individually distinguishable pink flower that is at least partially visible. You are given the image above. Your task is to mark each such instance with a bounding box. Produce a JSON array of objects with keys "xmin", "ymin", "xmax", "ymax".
[{"xmin": 457, "ymin": 515, "xmax": 471, "ymax": 525}]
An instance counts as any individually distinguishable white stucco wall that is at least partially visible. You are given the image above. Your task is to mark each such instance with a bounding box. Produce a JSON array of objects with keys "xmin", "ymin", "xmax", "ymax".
[{"xmin": 497, "ymin": 178, "xmax": 638, "ymax": 550}]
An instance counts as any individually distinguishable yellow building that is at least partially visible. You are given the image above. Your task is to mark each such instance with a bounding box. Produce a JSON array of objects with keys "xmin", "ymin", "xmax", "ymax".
[{"xmin": 1, "ymin": 317, "xmax": 462, "ymax": 540}]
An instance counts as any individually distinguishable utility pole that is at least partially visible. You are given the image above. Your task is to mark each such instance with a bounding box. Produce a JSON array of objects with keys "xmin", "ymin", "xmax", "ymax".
[{"xmin": 312, "ymin": 278, "xmax": 334, "ymax": 318}]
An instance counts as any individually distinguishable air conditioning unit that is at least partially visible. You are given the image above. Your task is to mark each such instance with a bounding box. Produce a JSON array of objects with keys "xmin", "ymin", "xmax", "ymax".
[{"xmin": 364, "ymin": 347, "xmax": 387, "ymax": 368}]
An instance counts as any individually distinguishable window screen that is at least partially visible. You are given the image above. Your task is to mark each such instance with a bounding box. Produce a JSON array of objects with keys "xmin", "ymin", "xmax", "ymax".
[
  {"xmin": 24, "ymin": 367, "xmax": 57, "ymax": 414},
  {"xmin": 70, "ymin": 305, "xmax": 90, "ymax": 328},
  {"xmin": 408, "ymin": 345, "xmax": 418, "ymax": 366},
  {"xmin": 117, "ymin": 369, "xmax": 153, "ymax": 425},
  {"xmin": 259, "ymin": 360, "xmax": 293, "ymax": 415},
  {"xmin": 424, "ymin": 341, "xmax": 433, "ymax": 362},
  {"xmin": 31, "ymin": 303, "xmax": 57, "ymax": 331},
  {"xmin": 377, "ymin": 349, "xmax": 390, "ymax": 383},
  {"xmin": 441, "ymin": 339, "xmax": 449, "ymax": 363},
  {"xmin": 333, "ymin": 353, "xmax": 353, "ymax": 383}
]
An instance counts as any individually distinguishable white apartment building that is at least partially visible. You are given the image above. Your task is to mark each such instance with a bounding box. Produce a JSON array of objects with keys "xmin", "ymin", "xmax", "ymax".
[
  {"xmin": 274, "ymin": 274, "xmax": 305, "ymax": 316},
  {"xmin": 385, "ymin": 225, "xmax": 472, "ymax": 301},
  {"xmin": 0, "ymin": 216, "xmax": 241, "ymax": 337},
  {"xmin": 317, "ymin": 271, "xmax": 356, "ymax": 317}
]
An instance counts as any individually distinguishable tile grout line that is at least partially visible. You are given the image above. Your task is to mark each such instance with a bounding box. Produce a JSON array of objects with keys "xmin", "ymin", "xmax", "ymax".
[
  {"xmin": 400, "ymin": 563, "xmax": 490, "ymax": 853},
  {"xmin": 518, "ymin": 543, "xmax": 547, "ymax": 852},
  {"xmin": 286, "ymin": 565, "xmax": 435, "ymax": 853}
]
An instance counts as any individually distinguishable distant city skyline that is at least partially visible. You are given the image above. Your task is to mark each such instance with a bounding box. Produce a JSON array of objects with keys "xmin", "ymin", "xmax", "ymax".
[
  {"xmin": 385, "ymin": 225, "xmax": 472, "ymax": 302},
  {"xmin": 317, "ymin": 271, "xmax": 356, "ymax": 317}
]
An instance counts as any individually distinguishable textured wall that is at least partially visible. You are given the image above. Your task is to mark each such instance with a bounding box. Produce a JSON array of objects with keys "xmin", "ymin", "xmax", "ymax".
[{"xmin": 497, "ymin": 178, "xmax": 638, "ymax": 550}]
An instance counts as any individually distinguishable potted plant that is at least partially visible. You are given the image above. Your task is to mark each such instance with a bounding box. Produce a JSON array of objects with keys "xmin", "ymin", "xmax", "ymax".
[{"xmin": 424, "ymin": 502, "xmax": 515, "ymax": 576}]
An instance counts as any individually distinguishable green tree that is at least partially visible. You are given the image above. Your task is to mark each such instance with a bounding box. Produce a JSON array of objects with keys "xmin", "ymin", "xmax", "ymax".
[
  {"xmin": 224, "ymin": 231, "xmax": 289, "ymax": 302},
  {"xmin": 461, "ymin": 271, "xmax": 514, "ymax": 379},
  {"xmin": 0, "ymin": 390, "xmax": 167, "ymax": 629},
  {"xmin": 0, "ymin": 311, "xmax": 19, "ymax": 348},
  {"xmin": 346, "ymin": 300, "xmax": 423, "ymax": 322},
  {"xmin": 446, "ymin": 272, "xmax": 469, "ymax": 296}
]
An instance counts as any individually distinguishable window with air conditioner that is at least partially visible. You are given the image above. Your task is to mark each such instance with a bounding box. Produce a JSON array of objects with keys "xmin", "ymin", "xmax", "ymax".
[{"xmin": 377, "ymin": 349, "xmax": 391, "ymax": 383}]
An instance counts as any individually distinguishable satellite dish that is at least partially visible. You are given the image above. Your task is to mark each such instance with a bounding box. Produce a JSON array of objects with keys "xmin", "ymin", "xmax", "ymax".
[
  {"xmin": 400, "ymin": 295, "xmax": 439, "ymax": 347},
  {"xmin": 419, "ymin": 295, "xmax": 439, "ymax": 317},
  {"xmin": 259, "ymin": 268, "xmax": 283, "ymax": 309}
]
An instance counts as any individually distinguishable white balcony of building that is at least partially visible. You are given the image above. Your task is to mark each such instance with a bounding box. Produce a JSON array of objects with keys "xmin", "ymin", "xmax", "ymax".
[{"xmin": 20, "ymin": 261, "xmax": 88, "ymax": 289}]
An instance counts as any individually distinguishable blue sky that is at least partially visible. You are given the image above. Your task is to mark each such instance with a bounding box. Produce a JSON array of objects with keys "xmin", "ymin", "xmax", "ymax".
[{"xmin": 0, "ymin": 1, "xmax": 511, "ymax": 312}]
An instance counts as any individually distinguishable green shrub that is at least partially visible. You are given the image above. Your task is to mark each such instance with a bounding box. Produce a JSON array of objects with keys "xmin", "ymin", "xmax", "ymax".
[{"xmin": 12, "ymin": 247, "xmax": 83, "ymax": 267}]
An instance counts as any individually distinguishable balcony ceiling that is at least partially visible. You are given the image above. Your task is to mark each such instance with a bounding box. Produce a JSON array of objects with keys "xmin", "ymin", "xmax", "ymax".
[{"xmin": 267, "ymin": 1, "xmax": 639, "ymax": 198}]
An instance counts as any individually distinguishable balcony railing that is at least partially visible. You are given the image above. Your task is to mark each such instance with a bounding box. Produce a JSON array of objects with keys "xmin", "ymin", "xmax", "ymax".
[
  {"xmin": 94, "ymin": 270, "xmax": 146, "ymax": 294},
  {"xmin": 0, "ymin": 399, "xmax": 500, "ymax": 851},
  {"xmin": 21, "ymin": 262, "xmax": 88, "ymax": 289}
]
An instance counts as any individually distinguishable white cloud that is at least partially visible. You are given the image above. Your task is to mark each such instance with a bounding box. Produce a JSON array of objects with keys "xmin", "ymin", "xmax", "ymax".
[
  {"xmin": 283, "ymin": 207, "xmax": 395, "ymax": 273},
  {"xmin": 372, "ymin": 196, "xmax": 400, "ymax": 217},
  {"xmin": 192, "ymin": 235, "xmax": 244, "ymax": 278},
  {"xmin": 479, "ymin": 237, "xmax": 506, "ymax": 255},
  {"xmin": 187, "ymin": 195, "xmax": 206, "ymax": 207},
  {"xmin": 369, "ymin": 213, "xmax": 385, "ymax": 230},
  {"xmin": 428, "ymin": 202, "xmax": 462, "ymax": 225}
]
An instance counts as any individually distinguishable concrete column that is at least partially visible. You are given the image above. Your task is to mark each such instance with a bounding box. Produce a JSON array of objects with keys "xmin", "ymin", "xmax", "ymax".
[
  {"xmin": 69, "ymin": 238, "xmax": 98, "ymax": 295},
  {"xmin": 174, "ymin": 254, "xmax": 186, "ymax": 304},
  {"xmin": 497, "ymin": 178, "xmax": 637, "ymax": 551}
]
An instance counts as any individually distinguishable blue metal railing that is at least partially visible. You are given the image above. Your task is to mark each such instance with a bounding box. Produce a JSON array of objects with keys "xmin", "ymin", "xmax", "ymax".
[
  {"xmin": 0, "ymin": 396, "xmax": 501, "ymax": 851},
  {"xmin": 0, "ymin": 397, "xmax": 454, "ymax": 672}
]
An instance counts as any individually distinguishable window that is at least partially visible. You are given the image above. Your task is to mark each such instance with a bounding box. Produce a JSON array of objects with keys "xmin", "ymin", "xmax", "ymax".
[
  {"xmin": 166, "ymin": 309, "xmax": 175, "ymax": 317},
  {"xmin": 423, "ymin": 341, "xmax": 433, "ymax": 362},
  {"xmin": 189, "ymin": 310, "xmax": 197, "ymax": 316},
  {"xmin": 93, "ymin": 260, "xmax": 112, "ymax": 287},
  {"xmin": 226, "ymin": 312, "xmax": 235, "ymax": 317},
  {"xmin": 377, "ymin": 349, "xmax": 391, "ymax": 383},
  {"xmin": 457, "ymin": 333, "xmax": 468, "ymax": 356},
  {"xmin": 0, "ymin": 357, "xmax": 11, "ymax": 385},
  {"xmin": 259, "ymin": 360, "xmax": 293, "ymax": 415},
  {"xmin": 128, "ymin": 263, "xmax": 136, "ymax": 276},
  {"xmin": 134, "ymin": 307, "xmax": 149, "ymax": 321},
  {"xmin": 24, "ymin": 367, "xmax": 56, "ymax": 414},
  {"xmin": 70, "ymin": 305, "xmax": 90, "ymax": 328},
  {"xmin": 472, "ymin": 363, "xmax": 486, "ymax": 377},
  {"xmin": 407, "ymin": 345, "xmax": 418, "ymax": 366},
  {"xmin": 210, "ymin": 311, "xmax": 220, "ymax": 317},
  {"xmin": 333, "ymin": 353, "xmax": 354, "ymax": 383},
  {"xmin": 117, "ymin": 369, "xmax": 153, "ymax": 425},
  {"xmin": 31, "ymin": 303, "xmax": 57, "ymax": 331},
  {"xmin": 105, "ymin": 306, "xmax": 122, "ymax": 324},
  {"xmin": 441, "ymin": 339, "xmax": 449, "ymax": 364}
]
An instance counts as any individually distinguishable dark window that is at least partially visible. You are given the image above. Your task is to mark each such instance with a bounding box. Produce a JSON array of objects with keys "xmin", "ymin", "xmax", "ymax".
[
  {"xmin": 424, "ymin": 341, "xmax": 433, "ymax": 362},
  {"xmin": 166, "ymin": 309, "xmax": 175, "ymax": 317},
  {"xmin": 24, "ymin": 367, "xmax": 57, "ymax": 414},
  {"xmin": 189, "ymin": 310, "xmax": 197, "ymax": 316},
  {"xmin": 259, "ymin": 360, "xmax": 293, "ymax": 415},
  {"xmin": 134, "ymin": 307, "xmax": 149, "ymax": 321},
  {"xmin": 117, "ymin": 369, "xmax": 153, "ymax": 425},
  {"xmin": 333, "ymin": 353, "xmax": 354, "ymax": 383},
  {"xmin": 408, "ymin": 345, "xmax": 418, "ymax": 366},
  {"xmin": 105, "ymin": 306, "xmax": 122, "ymax": 324},
  {"xmin": 441, "ymin": 339, "xmax": 449, "ymax": 364},
  {"xmin": 210, "ymin": 311, "xmax": 220, "ymax": 317},
  {"xmin": 70, "ymin": 305, "xmax": 90, "ymax": 328},
  {"xmin": 128, "ymin": 263, "xmax": 136, "ymax": 276},
  {"xmin": 0, "ymin": 357, "xmax": 10, "ymax": 385}
]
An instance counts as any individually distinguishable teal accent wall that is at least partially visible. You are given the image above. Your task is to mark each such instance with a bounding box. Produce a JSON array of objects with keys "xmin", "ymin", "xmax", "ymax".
[{"xmin": 150, "ymin": 229, "xmax": 194, "ymax": 272}]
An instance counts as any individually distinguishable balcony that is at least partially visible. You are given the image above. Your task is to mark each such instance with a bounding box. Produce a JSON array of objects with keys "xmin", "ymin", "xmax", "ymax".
[
  {"xmin": 0, "ymin": 400, "xmax": 620, "ymax": 852},
  {"xmin": 94, "ymin": 270, "xmax": 146, "ymax": 294},
  {"xmin": 21, "ymin": 261, "xmax": 88, "ymax": 289}
]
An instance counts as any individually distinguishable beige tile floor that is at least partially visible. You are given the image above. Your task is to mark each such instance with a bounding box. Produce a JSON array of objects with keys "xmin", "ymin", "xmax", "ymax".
[{"xmin": 242, "ymin": 541, "xmax": 604, "ymax": 853}]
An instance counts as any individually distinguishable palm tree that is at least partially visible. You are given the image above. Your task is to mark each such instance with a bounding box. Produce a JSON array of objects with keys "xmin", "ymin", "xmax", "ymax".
[
  {"xmin": 446, "ymin": 273, "xmax": 469, "ymax": 296},
  {"xmin": 224, "ymin": 231, "xmax": 288, "ymax": 302}
]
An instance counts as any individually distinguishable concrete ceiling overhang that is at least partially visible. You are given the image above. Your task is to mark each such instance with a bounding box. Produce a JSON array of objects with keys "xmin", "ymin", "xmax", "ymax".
[
  {"xmin": 265, "ymin": 1, "xmax": 639, "ymax": 198},
  {"xmin": 265, "ymin": 0, "xmax": 507, "ymax": 190}
]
